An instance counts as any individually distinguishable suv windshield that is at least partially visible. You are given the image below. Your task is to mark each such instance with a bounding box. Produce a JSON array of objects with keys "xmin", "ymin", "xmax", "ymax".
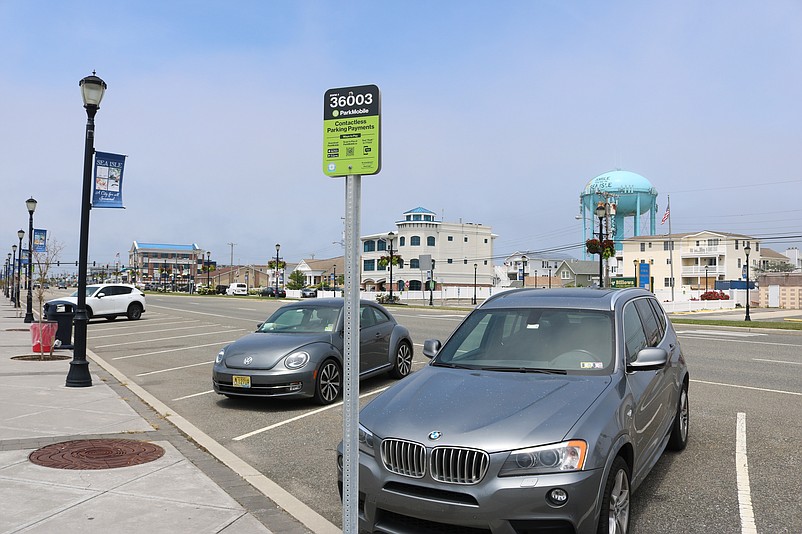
[
  {"xmin": 433, "ymin": 307, "xmax": 614, "ymax": 374},
  {"xmin": 258, "ymin": 306, "xmax": 340, "ymax": 334}
]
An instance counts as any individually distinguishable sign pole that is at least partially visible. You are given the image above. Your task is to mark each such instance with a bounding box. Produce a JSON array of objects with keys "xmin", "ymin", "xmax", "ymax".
[{"xmin": 342, "ymin": 174, "xmax": 361, "ymax": 533}]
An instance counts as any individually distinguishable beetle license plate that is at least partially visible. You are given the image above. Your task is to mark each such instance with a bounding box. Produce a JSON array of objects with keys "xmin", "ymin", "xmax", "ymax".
[{"xmin": 232, "ymin": 376, "xmax": 251, "ymax": 388}]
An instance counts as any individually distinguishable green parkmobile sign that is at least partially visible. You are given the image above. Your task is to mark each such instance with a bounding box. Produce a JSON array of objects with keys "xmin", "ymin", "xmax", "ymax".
[{"xmin": 323, "ymin": 84, "xmax": 381, "ymax": 177}]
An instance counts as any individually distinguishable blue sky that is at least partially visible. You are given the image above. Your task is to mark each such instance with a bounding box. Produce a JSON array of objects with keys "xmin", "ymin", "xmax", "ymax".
[{"xmin": 2, "ymin": 1, "xmax": 801, "ymax": 269}]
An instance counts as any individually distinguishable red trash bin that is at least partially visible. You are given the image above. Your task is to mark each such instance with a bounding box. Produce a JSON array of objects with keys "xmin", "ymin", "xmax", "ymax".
[{"xmin": 31, "ymin": 321, "xmax": 59, "ymax": 353}]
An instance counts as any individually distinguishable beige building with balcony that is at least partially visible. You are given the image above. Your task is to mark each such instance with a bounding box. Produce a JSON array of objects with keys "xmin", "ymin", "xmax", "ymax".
[{"xmin": 619, "ymin": 231, "xmax": 761, "ymax": 293}]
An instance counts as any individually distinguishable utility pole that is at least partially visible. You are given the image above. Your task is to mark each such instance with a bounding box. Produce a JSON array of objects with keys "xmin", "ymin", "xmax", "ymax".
[{"xmin": 228, "ymin": 242, "xmax": 236, "ymax": 285}]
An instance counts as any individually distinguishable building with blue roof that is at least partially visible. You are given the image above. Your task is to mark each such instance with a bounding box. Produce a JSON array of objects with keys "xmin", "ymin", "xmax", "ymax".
[{"xmin": 128, "ymin": 241, "xmax": 206, "ymax": 288}]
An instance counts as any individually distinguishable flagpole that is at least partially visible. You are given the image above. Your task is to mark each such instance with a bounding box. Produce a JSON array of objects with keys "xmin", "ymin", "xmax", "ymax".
[{"xmin": 667, "ymin": 195, "xmax": 674, "ymax": 301}]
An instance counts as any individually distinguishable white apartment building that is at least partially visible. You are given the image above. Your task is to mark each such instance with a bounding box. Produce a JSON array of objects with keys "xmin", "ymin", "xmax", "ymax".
[
  {"xmin": 361, "ymin": 207, "xmax": 495, "ymax": 291},
  {"xmin": 620, "ymin": 231, "xmax": 761, "ymax": 292}
]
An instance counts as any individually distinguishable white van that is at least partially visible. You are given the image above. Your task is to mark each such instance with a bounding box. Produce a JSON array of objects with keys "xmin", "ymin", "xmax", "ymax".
[{"xmin": 226, "ymin": 283, "xmax": 248, "ymax": 296}]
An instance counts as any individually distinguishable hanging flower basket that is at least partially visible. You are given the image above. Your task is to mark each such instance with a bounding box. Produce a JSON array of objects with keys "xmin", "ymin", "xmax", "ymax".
[
  {"xmin": 601, "ymin": 240, "xmax": 616, "ymax": 259},
  {"xmin": 585, "ymin": 239, "xmax": 601, "ymax": 254},
  {"xmin": 378, "ymin": 255, "xmax": 401, "ymax": 268}
]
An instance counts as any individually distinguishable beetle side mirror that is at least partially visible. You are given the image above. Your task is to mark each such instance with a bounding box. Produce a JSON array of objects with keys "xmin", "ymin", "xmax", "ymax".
[{"xmin": 422, "ymin": 339, "xmax": 441, "ymax": 359}]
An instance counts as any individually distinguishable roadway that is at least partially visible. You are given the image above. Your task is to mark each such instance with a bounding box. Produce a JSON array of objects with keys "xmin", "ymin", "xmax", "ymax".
[{"xmin": 77, "ymin": 293, "xmax": 802, "ymax": 533}]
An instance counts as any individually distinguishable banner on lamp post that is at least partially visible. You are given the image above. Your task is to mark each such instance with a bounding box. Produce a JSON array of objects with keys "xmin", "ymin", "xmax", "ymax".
[
  {"xmin": 33, "ymin": 229, "xmax": 47, "ymax": 253},
  {"xmin": 93, "ymin": 152, "xmax": 127, "ymax": 208}
]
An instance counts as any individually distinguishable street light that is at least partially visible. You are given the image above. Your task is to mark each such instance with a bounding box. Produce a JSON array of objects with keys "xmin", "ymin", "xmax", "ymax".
[
  {"xmin": 5, "ymin": 253, "xmax": 10, "ymax": 298},
  {"xmin": 24, "ymin": 197, "xmax": 37, "ymax": 322},
  {"xmin": 595, "ymin": 202, "xmax": 606, "ymax": 288},
  {"xmin": 744, "ymin": 243, "xmax": 751, "ymax": 322},
  {"xmin": 68, "ymin": 72, "xmax": 107, "ymax": 388},
  {"xmin": 16, "ymin": 230, "xmax": 24, "ymax": 308},
  {"xmin": 548, "ymin": 267, "xmax": 552, "ymax": 288},
  {"xmin": 206, "ymin": 251, "xmax": 211, "ymax": 288},
  {"xmin": 521, "ymin": 255, "xmax": 527, "ymax": 287},
  {"xmin": 387, "ymin": 232, "xmax": 395, "ymax": 302},
  {"xmin": 633, "ymin": 259, "xmax": 638, "ymax": 280},
  {"xmin": 11, "ymin": 245, "xmax": 18, "ymax": 304},
  {"xmin": 429, "ymin": 259, "xmax": 435, "ymax": 306},
  {"xmin": 472, "ymin": 263, "xmax": 477, "ymax": 305},
  {"xmin": 274, "ymin": 244, "xmax": 280, "ymax": 297},
  {"xmin": 332, "ymin": 264, "xmax": 337, "ymax": 292}
]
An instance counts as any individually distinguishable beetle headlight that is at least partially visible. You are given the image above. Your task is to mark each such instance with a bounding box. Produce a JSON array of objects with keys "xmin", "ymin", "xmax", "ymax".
[
  {"xmin": 358, "ymin": 424, "xmax": 375, "ymax": 456},
  {"xmin": 215, "ymin": 348, "xmax": 225, "ymax": 364},
  {"xmin": 284, "ymin": 351, "xmax": 309, "ymax": 369},
  {"xmin": 499, "ymin": 440, "xmax": 587, "ymax": 476}
]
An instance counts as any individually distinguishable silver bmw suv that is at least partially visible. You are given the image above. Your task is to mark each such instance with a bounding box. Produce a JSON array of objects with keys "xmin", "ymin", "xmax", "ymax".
[{"xmin": 338, "ymin": 287, "xmax": 689, "ymax": 534}]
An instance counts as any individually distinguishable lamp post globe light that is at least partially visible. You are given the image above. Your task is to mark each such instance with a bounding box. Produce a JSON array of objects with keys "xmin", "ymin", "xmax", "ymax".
[
  {"xmin": 387, "ymin": 232, "xmax": 395, "ymax": 302},
  {"xmin": 595, "ymin": 202, "xmax": 606, "ymax": 288},
  {"xmin": 68, "ymin": 72, "xmax": 107, "ymax": 388},
  {"xmin": 24, "ymin": 197, "xmax": 37, "ymax": 323},
  {"xmin": 16, "ymin": 230, "xmax": 24, "ymax": 308},
  {"xmin": 472, "ymin": 263, "xmax": 477, "ymax": 305},
  {"xmin": 274, "ymin": 244, "xmax": 280, "ymax": 297},
  {"xmin": 744, "ymin": 243, "xmax": 751, "ymax": 322}
]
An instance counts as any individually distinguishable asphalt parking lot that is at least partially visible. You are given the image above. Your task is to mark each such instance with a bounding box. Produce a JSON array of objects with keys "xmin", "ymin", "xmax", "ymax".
[{"xmin": 65, "ymin": 291, "xmax": 802, "ymax": 533}]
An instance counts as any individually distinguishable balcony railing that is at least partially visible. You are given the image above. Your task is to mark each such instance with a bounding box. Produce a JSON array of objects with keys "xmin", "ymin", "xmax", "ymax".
[
  {"xmin": 681, "ymin": 266, "xmax": 724, "ymax": 276},
  {"xmin": 684, "ymin": 246, "xmax": 726, "ymax": 256}
]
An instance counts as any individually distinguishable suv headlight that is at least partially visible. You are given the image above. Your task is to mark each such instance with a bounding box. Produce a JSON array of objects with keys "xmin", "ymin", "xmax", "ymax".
[
  {"xmin": 358, "ymin": 424, "xmax": 375, "ymax": 456},
  {"xmin": 285, "ymin": 351, "xmax": 309, "ymax": 369},
  {"xmin": 215, "ymin": 348, "xmax": 225, "ymax": 364},
  {"xmin": 499, "ymin": 440, "xmax": 587, "ymax": 476}
]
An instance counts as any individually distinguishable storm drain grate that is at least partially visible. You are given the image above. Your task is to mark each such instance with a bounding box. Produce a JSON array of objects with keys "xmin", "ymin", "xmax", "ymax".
[{"xmin": 29, "ymin": 439, "xmax": 165, "ymax": 470}]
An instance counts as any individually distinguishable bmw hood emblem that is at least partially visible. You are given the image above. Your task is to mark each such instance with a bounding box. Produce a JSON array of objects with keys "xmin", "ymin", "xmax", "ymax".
[{"xmin": 428, "ymin": 431, "xmax": 442, "ymax": 441}]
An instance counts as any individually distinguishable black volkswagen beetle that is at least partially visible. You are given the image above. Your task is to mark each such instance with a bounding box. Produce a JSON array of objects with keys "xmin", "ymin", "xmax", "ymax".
[{"xmin": 212, "ymin": 298, "xmax": 414, "ymax": 404}]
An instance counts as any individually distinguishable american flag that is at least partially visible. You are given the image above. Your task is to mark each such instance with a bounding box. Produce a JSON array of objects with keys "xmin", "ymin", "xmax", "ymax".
[{"xmin": 661, "ymin": 206, "xmax": 670, "ymax": 225}]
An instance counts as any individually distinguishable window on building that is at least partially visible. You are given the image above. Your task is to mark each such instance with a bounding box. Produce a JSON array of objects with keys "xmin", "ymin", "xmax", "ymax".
[
  {"xmin": 364, "ymin": 259, "xmax": 375, "ymax": 271},
  {"xmin": 737, "ymin": 258, "xmax": 741, "ymax": 268},
  {"xmin": 664, "ymin": 277, "xmax": 674, "ymax": 288},
  {"xmin": 464, "ymin": 236, "xmax": 468, "ymax": 242},
  {"xmin": 707, "ymin": 238, "xmax": 720, "ymax": 247},
  {"xmin": 484, "ymin": 260, "xmax": 488, "ymax": 265},
  {"xmin": 399, "ymin": 237, "xmax": 405, "ymax": 246},
  {"xmin": 484, "ymin": 238, "xmax": 488, "ymax": 243},
  {"xmin": 427, "ymin": 236, "xmax": 435, "ymax": 246},
  {"xmin": 735, "ymin": 240, "xmax": 739, "ymax": 250},
  {"xmin": 663, "ymin": 241, "xmax": 674, "ymax": 251},
  {"xmin": 666, "ymin": 258, "xmax": 671, "ymax": 265},
  {"xmin": 755, "ymin": 242, "xmax": 759, "ymax": 252},
  {"xmin": 410, "ymin": 259, "xmax": 420, "ymax": 269},
  {"xmin": 448, "ymin": 236, "xmax": 453, "ymax": 241},
  {"xmin": 640, "ymin": 243, "xmax": 646, "ymax": 252},
  {"xmin": 413, "ymin": 214, "xmax": 421, "ymax": 221},
  {"xmin": 411, "ymin": 236, "xmax": 421, "ymax": 246},
  {"xmin": 363, "ymin": 241, "xmax": 375, "ymax": 253},
  {"xmin": 463, "ymin": 259, "xmax": 468, "ymax": 264},
  {"xmin": 409, "ymin": 280, "xmax": 422, "ymax": 290},
  {"xmin": 561, "ymin": 270, "xmax": 571, "ymax": 280},
  {"xmin": 447, "ymin": 259, "xmax": 453, "ymax": 264},
  {"xmin": 377, "ymin": 240, "xmax": 386, "ymax": 251},
  {"xmin": 397, "ymin": 259, "xmax": 405, "ymax": 269}
]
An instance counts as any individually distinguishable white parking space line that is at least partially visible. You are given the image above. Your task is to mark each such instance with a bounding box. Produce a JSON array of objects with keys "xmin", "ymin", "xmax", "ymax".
[
  {"xmin": 91, "ymin": 324, "xmax": 217, "ymax": 339},
  {"xmin": 736, "ymin": 413, "xmax": 757, "ymax": 534},
  {"xmin": 173, "ymin": 390, "xmax": 215, "ymax": 401},
  {"xmin": 149, "ymin": 304, "xmax": 261, "ymax": 321},
  {"xmin": 136, "ymin": 361, "xmax": 213, "ymax": 377},
  {"xmin": 233, "ymin": 386, "xmax": 389, "ymax": 441},
  {"xmin": 94, "ymin": 329, "xmax": 246, "ymax": 349},
  {"xmin": 113, "ymin": 340, "xmax": 238, "ymax": 360},
  {"xmin": 392, "ymin": 313, "xmax": 464, "ymax": 321},
  {"xmin": 753, "ymin": 358, "xmax": 802, "ymax": 366},
  {"xmin": 691, "ymin": 379, "xmax": 802, "ymax": 396},
  {"xmin": 676, "ymin": 330, "xmax": 767, "ymax": 337},
  {"xmin": 91, "ymin": 319, "xmax": 199, "ymax": 334},
  {"xmin": 679, "ymin": 336, "xmax": 801, "ymax": 349}
]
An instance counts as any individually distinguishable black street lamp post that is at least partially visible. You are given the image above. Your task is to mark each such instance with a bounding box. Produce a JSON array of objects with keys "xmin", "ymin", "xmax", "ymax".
[
  {"xmin": 11, "ymin": 245, "xmax": 18, "ymax": 304},
  {"xmin": 595, "ymin": 202, "xmax": 606, "ymax": 288},
  {"xmin": 521, "ymin": 255, "xmax": 527, "ymax": 287},
  {"xmin": 744, "ymin": 243, "xmax": 752, "ymax": 322},
  {"xmin": 4, "ymin": 253, "xmax": 10, "ymax": 298},
  {"xmin": 16, "ymin": 231, "xmax": 24, "ymax": 307},
  {"xmin": 206, "ymin": 251, "xmax": 211, "ymax": 288},
  {"xmin": 549, "ymin": 267, "xmax": 552, "ymax": 288},
  {"xmin": 24, "ymin": 197, "xmax": 37, "ymax": 323},
  {"xmin": 332, "ymin": 264, "xmax": 337, "ymax": 291},
  {"xmin": 429, "ymin": 260, "xmax": 435, "ymax": 306},
  {"xmin": 387, "ymin": 232, "xmax": 395, "ymax": 302},
  {"xmin": 67, "ymin": 72, "xmax": 106, "ymax": 388},
  {"xmin": 472, "ymin": 263, "xmax": 477, "ymax": 305},
  {"xmin": 274, "ymin": 244, "xmax": 280, "ymax": 297}
]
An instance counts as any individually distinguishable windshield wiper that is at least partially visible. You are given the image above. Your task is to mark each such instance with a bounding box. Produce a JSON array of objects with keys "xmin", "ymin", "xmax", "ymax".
[
  {"xmin": 480, "ymin": 366, "xmax": 567, "ymax": 375},
  {"xmin": 432, "ymin": 361, "xmax": 478, "ymax": 370}
]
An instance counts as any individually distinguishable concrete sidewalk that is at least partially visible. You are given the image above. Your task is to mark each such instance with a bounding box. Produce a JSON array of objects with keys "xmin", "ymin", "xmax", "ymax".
[{"xmin": 0, "ymin": 298, "xmax": 318, "ymax": 534}]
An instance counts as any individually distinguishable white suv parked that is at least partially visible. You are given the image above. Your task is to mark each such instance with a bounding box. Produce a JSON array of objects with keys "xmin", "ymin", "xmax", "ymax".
[
  {"xmin": 48, "ymin": 283, "xmax": 146, "ymax": 321},
  {"xmin": 226, "ymin": 283, "xmax": 248, "ymax": 296}
]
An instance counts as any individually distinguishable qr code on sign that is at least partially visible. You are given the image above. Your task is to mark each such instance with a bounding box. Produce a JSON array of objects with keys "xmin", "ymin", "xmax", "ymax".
[{"xmin": 346, "ymin": 147, "xmax": 355, "ymax": 156}]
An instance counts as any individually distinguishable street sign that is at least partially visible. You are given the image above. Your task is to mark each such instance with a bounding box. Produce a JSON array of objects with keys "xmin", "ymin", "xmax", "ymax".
[
  {"xmin": 610, "ymin": 277, "xmax": 636, "ymax": 288},
  {"xmin": 638, "ymin": 263, "xmax": 651, "ymax": 290},
  {"xmin": 419, "ymin": 254, "xmax": 432, "ymax": 272},
  {"xmin": 323, "ymin": 84, "xmax": 381, "ymax": 177}
]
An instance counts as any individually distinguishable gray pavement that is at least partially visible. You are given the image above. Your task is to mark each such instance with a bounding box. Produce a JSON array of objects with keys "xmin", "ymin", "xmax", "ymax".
[{"xmin": 0, "ymin": 297, "xmax": 318, "ymax": 534}]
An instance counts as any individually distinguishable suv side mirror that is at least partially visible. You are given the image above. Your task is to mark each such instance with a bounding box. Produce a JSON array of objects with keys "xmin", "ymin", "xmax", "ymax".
[
  {"xmin": 96, "ymin": 292, "xmax": 105, "ymax": 299},
  {"xmin": 422, "ymin": 339, "xmax": 441, "ymax": 359},
  {"xmin": 627, "ymin": 347, "xmax": 668, "ymax": 371}
]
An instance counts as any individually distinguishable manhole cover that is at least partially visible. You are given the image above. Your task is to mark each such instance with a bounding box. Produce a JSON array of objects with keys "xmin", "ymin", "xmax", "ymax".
[{"xmin": 29, "ymin": 439, "xmax": 165, "ymax": 470}]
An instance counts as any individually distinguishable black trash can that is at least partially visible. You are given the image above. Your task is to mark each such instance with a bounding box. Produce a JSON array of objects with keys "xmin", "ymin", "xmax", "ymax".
[{"xmin": 43, "ymin": 300, "xmax": 74, "ymax": 350}]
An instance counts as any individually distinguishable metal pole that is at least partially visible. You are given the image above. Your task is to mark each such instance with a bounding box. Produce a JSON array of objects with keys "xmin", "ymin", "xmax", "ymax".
[
  {"xmin": 472, "ymin": 263, "xmax": 477, "ymax": 305},
  {"xmin": 12, "ymin": 245, "xmax": 18, "ymax": 305},
  {"xmin": 342, "ymin": 174, "xmax": 361, "ymax": 533},
  {"xmin": 745, "ymin": 247, "xmax": 751, "ymax": 321},
  {"xmin": 705, "ymin": 266, "xmax": 708, "ymax": 293},
  {"xmin": 388, "ymin": 237, "xmax": 394, "ymax": 302},
  {"xmin": 67, "ymin": 103, "xmax": 97, "ymax": 387},
  {"xmin": 598, "ymin": 215, "xmax": 604, "ymax": 288},
  {"xmin": 429, "ymin": 261, "xmax": 434, "ymax": 306},
  {"xmin": 25, "ymin": 209, "xmax": 35, "ymax": 323},
  {"xmin": 275, "ymin": 245, "xmax": 280, "ymax": 297}
]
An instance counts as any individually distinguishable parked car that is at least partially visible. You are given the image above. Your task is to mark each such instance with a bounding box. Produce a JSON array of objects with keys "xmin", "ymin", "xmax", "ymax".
[
  {"xmin": 46, "ymin": 283, "xmax": 146, "ymax": 321},
  {"xmin": 215, "ymin": 284, "xmax": 229, "ymax": 295},
  {"xmin": 260, "ymin": 287, "xmax": 286, "ymax": 298},
  {"xmin": 300, "ymin": 287, "xmax": 317, "ymax": 298},
  {"xmin": 338, "ymin": 287, "xmax": 689, "ymax": 534},
  {"xmin": 226, "ymin": 283, "xmax": 248, "ymax": 296},
  {"xmin": 212, "ymin": 298, "xmax": 414, "ymax": 405},
  {"xmin": 57, "ymin": 282, "xmax": 67, "ymax": 289}
]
